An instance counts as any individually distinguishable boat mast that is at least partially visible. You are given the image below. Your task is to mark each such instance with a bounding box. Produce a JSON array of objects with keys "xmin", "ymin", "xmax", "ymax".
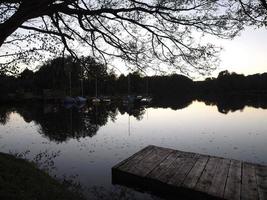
[
  {"xmin": 128, "ymin": 74, "xmax": 130, "ymax": 96},
  {"xmin": 95, "ymin": 75, "xmax": 98, "ymax": 98},
  {"xmin": 146, "ymin": 76, "xmax": 148, "ymax": 96},
  {"xmin": 80, "ymin": 65, "xmax": 84, "ymax": 97},
  {"xmin": 81, "ymin": 79, "xmax": 84, "ymax": 97},
  {"xmin": 69, "ymin": 71, "xmax": 72, "ymax": 97}
]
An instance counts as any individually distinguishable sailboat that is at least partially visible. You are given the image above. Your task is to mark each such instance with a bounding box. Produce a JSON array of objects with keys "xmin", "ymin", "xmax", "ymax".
[
  {"xmin": 63, "ymin": 71, "xmax": 76, "ymax": 106},
  {"xmin": 141, "ymin": 76, "xmax": 152, "ymax": 104},
  {"xmin": 75, "ymin": 73, "xmax": 87, "ymax": 104},
  {"xmin": 123, "ymin": 75, "xmax": 136, "ymax": 105},
  {"xmin": 64, "ymin": 61, "xmax": 86, "ymax": 106},
  {"xmin": 92, "ymin": 75, "xmax": 101, "ymax": 103}
]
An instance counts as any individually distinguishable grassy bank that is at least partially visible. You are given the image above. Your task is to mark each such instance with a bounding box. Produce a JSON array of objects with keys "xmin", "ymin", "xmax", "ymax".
[{"xmin": 0, "ymin": 152, "xmax": 84, "ymax": 200}]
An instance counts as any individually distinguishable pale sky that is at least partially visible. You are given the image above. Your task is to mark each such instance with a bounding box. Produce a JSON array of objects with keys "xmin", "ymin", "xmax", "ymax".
[
  {"xmin": 117, "ymin": 26, "xmax": 267, "ymax": 80},
  {"xmin": 205, "ymin": 27, "xmax": 267, "ymax": 79},
  {"xmin": 5, "ymin": 25, "xmax": 266, "ymax": 80}
]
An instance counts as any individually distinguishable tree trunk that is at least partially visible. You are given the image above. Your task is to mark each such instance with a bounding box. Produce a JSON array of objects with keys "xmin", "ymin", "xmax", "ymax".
[
  {"xmin": 0, "ymin": 1, "xmax": 49, "ymax": 47},
  {"xmin": 0, "ymin": 8, "xmax": 29, "ymax": 47},
  {"xmin": 260, "ymin": 0, "xmax": 267, "ymax": 10}
]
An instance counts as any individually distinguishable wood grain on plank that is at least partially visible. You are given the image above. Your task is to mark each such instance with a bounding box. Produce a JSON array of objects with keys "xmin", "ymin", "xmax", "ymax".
[
  {"xmin": 113, "ymin": 145, "xmax": 154, "ymax": 169},
  {"xmin": 195, "ymin": 157, "xmax": 220, "ymax": 193},
  {"xmin": 113, "ymin": 146, "xmax": 267, "ymax": 200},
  {"xmin": 122, "ymin": 146, "xmax": 173, "ymax": 177},
  {"xmin": 147, "ymin": 152, "xmax": 189, "ymax": 183},
  {"xmin": 167, "ymin": 154, "xmax": 200, "ymax": 187},
  {"xmin": 223, "ymin": 160, "xmax": 242, "ymax": 200},
  {"xmin": 182, "ymin": 155, "xmax": 209, "ymax": 189},
  {"xmin": 208, "ymin": 158, "xmax": 231, "ymax": 198},
  {"xmin": 241, "ymin": 162, "xmax": 259, "ymax": 200},
  {"xmin": 146, "ymin": 150, "xmax": 181, "ymax": 180},
  {"xmin": 255, "ymin": 164, "xmax": 267, "ymax": 200},
  {"xmin": 118, "ymin": 145, "xmax": 155, "ymax": 171}
]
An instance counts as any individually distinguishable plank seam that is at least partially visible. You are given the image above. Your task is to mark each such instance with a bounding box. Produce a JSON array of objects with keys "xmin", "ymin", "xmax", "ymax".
[
  {"xmin": 113, "ymin": 146, "xmax": 267, "ymax": 200},
  {"xmin": 180, "ymin": 154, "xmax": 202, "ymax": 186},
  {"xmin": 193, "ymin": 156, "xmax": 211, "ymax": 189},
  {"xmin": 112, "ymin": 145, "xmax": 154, "ymax": 169},
  {"xmin": 254, "ymin": 164, "xmax": 260, "ymax": 200},
  {"xmin": 240, "ymin": 161, "xmax": 243, "ymax": 200},
  {"xmin": 145, "ymin": 150, "xmax": 175, "ymax": 178},
  {"xmin": 207, "ymin": 158, "xmax": 225, "ymax": 196},
  {"xmin": 222, "ymin": 159, "xmax": 232, "ymax": 199}
]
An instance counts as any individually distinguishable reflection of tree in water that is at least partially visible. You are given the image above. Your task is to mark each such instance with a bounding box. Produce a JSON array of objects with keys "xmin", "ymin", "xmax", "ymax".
[
  {"xmin": 198, "ymin": 94, "xmax": 267, "ymax": 114},
  {"xmin": 151, "ymin": 95, "xmax": 193, "ymax": 111},
  {"xmin": 1, "ymin": 94, "xmax": 267, "ymax": 140},
  {"xmin": 117, "ymin": 104, "xmax": 146, "ymax": 121},
  {"xmin": 39, "ymin": 104, "xmax": 120, "ymax": 142},
  {"xmin": 0, "ymin": 106, "xmax": 13, "ymax": 125},
  {"xmin": 11, "ymin": 103, "xmax": 118, "ymax": 142}
]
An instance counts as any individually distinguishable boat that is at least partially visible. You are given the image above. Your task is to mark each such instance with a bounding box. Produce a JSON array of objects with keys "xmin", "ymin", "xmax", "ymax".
[
  {"xmin": 63, "ymin": 65, "xmax": 76, "ymax": 107},
  {"xmin": 140, "ymin": 77, "xmax": 152, "ymax": 104},
  {"xmin": 63, "ymin": 96, "xmax": 75, "ymax": 104},
  {"xmin": 91, "ymin": 75, "xmax": 101, "ymax": 104},
  {"xmin": 141, "ymin": 96, "xmax": 152, "ymax": 104},
  {"xmin": 122, "ymin": 75, "xmax": 137, "ymax": 105},
  {"xmin": 123, "ymin": 95, "xmax": 136, "ymax": 105},
  {"xmin": 101, "ymin": 96, "xmax": 111, "ymax": 103},
  {"xmin": 75, "ymin": 96, "xmax": 87, "ymax": 104},
  {"xmin": 74, "ymin": 66, "xmax": 87, "ymax": 105},
  {"xmin": 92, "ymin": 97, "xmax": 101, "ymax": 103}
]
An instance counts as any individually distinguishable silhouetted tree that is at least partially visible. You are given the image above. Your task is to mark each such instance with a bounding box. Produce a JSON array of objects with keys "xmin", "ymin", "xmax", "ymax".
[{"xmin": 1, "ymin": 0, "xmax": 258, "ymax": 74}]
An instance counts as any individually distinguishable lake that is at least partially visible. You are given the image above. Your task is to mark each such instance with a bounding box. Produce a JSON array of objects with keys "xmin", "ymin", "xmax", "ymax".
[{"xmin": 1, "ymin": 97, "xmax": 267, "ymax": 199}]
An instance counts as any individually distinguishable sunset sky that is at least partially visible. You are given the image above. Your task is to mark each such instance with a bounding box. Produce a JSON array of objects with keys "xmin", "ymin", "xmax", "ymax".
[
  {"xmin": 10, "ymin": 25, "xmax": 267, "ymax": 80},
  {"xmin": 207, "ymin": 27, "xmax": 267, "ymax": 79},
  {"xmin": 114, "ymin": 26, "xmax": 267, "ymax": 80}
]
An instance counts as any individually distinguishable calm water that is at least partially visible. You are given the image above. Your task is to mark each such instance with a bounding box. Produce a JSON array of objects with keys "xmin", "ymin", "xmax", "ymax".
[{"xmin": 0, "ymin": 98, "xmax": 267, "ymax": 199}]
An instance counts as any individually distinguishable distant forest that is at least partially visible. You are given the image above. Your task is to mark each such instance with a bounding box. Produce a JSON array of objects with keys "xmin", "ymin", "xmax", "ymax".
[{"xmin": 1, "ymin": 57, "xmax": 267, "ymax": 102}]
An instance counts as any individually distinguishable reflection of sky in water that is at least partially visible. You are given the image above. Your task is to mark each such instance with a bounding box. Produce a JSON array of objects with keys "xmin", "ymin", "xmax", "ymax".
[{"xmin": 0, "ymin": 101, "xmax": 267, "ymax": 199}]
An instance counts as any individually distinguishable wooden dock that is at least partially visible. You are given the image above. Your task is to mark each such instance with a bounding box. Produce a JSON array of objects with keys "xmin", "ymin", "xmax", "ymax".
[{"xmin": 112, "ymin": 145, "xmax": 267, "ymax": 200}]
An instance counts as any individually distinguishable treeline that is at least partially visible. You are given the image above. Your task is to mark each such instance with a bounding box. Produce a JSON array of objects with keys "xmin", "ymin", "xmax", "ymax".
[
  {"xmin": 195, "ymin": 70, "xmax": 267, "ymax": 94},
  {"xmin": 0, "ymin": 57, "xmax": 267, "ymax": 102},
  {"xmin": 0, "ymin": 56, "xmax": 194, "ymax": 99}
]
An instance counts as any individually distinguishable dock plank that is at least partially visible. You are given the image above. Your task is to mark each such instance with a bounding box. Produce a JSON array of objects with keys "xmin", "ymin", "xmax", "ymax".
[
  {"xmin": 182, "ymin": 156, "xmax": 209, "ymax": 189},
  {"xmin": 195, "ymin": 157, "xmax": 221, "ymax": 193},
  {"xmin": 146, "ymin": 150, "xmax": 181, "ymax": 180},
  {"xmin": 208, "ymin": 158, "xmax": 231, "ymax": 198},
  {"xmin": 120, "ymin": 146, "xmax": 173, "ymax": 177},
  {"xmin": 168, "ymin": 153, "xmax": 199, "ymax": 187},
  {"xmin": 223, "ymin": 160, "xmax": 242, "ymax": 200},
  {"xmin": 114, "ymin": 145, "xmax": 154, "ymax": 169},
  {"xmin": 112, "ymin": 145, "xmax": 267, "ymax": 200},
  {"xmin": 256, "ymin": 164, "xmax": 267, "ymax": 200},
  {"xmin": 241, "ymin": 162, "xmax": 259, "ymax": 200},
  {"xmin": 147, "ymin": 152, "xmax": 189, "ymax": 183}
]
